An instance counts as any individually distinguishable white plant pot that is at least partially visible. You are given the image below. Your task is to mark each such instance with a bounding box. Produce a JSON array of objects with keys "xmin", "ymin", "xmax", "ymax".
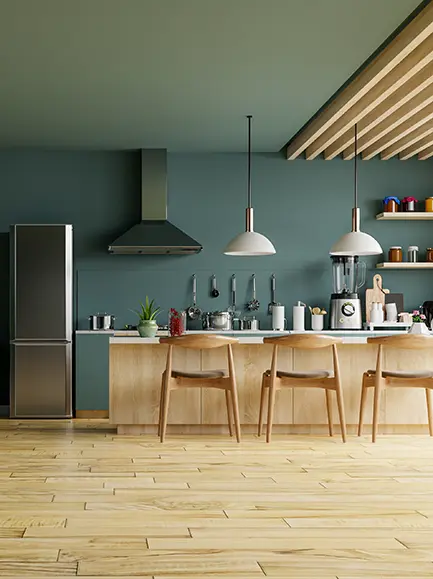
[{"xmin": 409, "ymin": 322, "xmax": 430, "ymax": 335}]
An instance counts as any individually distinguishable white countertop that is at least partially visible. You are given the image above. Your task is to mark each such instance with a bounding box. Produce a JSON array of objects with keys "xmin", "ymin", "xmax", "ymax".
[{"xmin": 104, "ymin": 329, "xmax": 410, "ymax": 345}]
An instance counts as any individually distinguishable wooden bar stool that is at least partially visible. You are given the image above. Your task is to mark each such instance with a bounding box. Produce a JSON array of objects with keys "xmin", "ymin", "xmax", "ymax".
[
  {"xmin": 158, "ymin": 334, "xmax": 240, "ymax": 442},
  {"xmin": 259, "ymin": 334, "xmax": 346, "ymax": 443},
  {"xmin": 358, "ymin": 334, "xmax": 433, "ymax": 443}
]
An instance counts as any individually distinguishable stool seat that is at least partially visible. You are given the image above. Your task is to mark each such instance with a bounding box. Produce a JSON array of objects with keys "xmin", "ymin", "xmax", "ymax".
[
  {"xmin": 265, "ymin": 369, "xmax": 331, "ymax": 379},
  {"xmin": 172, "ymin": 369, "xmax": 228, "ymax": 379},
  {"xmin": 366, "ymin": 369, "xmax": 433, "ymax": 379}
]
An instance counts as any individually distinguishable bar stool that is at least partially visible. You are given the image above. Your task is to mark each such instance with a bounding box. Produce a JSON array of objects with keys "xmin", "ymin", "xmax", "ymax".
[
  {"xmin": 358, "ymin": 334, "xmax": 433, "ymax": 443},
  {"xmin": 158, "ymin": 334, "xmax": 240, "ymax": 442},
  {"xmin": 259, "ymin": 334, "xmax": 346, "ymax": 443}
]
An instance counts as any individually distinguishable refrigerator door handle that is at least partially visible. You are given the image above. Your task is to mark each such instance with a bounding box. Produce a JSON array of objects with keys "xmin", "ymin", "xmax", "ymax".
[{"xmin": 11, "ymin": 340, "xmax": 71, "ymax": 346}]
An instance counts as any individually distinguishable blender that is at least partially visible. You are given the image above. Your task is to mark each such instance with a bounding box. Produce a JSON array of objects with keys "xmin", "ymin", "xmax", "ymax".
[{"xmin": 330, "ymin": 256, "xmax": 365, "ymax": 330}]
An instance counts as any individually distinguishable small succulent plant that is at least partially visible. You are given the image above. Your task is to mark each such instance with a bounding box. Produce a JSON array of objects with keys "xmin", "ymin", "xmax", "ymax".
[{"xmin": 132, "ymin": 296, "xmax": 161, "ymax": 321}]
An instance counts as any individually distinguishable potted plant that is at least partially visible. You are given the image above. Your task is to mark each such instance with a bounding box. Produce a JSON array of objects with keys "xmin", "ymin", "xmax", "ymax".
[
  {"xmin": 408, "ymin": 309, "xmax": 430, "ymax": 335},
  {"xmin": 132, "ymin": 297, "xmax": 161, "ymax": 338}
]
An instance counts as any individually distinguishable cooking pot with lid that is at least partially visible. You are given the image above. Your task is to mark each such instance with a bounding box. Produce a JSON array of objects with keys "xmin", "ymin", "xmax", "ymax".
[
  {"xmin": 202, "ymin": 311, "xmax": 232, "ymax": 331},
  {"xmin": 89, "ymin": 313, "xmax": 115, "ymax": 331}
]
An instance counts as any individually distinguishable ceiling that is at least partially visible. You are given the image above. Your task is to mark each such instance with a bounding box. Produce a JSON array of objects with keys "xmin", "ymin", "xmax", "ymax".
[{"xmin": 0, "ymin": 0, "xmax": 422, "ymax": 151}]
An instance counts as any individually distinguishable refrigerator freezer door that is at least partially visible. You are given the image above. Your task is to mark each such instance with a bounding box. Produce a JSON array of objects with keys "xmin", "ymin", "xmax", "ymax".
[
  {"xmin": 10, "ymin": 342, "xmax": 72, "ymax": 418},
  {"xmin": 11, "ymin": 225, "xmax": 73, "ymax": 340}
]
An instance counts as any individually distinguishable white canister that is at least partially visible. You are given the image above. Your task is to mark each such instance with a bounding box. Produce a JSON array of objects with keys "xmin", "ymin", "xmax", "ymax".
[
  {"xmin": 370, "ymin": 302, "xmax": 384, "ymax": 324},
  {"xmin": 293, "ymin": 301, "xmax": 306, "ymax": 331},
  {"xmin": 385, "ymin": 302, "xmax": 398, "ymax": 322},
  {"xmin": 311, "ymin": 315, "xmax": 324, "ymax": 331},
  {"xmin": 271, "ymin": 304, "xmax": 286, "ymax": 330}
]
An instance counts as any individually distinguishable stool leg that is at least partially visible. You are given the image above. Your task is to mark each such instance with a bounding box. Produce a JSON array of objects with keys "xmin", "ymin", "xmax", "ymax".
[
  {"xmin": 426, "ymin": 388, "xmax": 433, "ymax": 437},
  {"xmin": 335, "ymin": 380, "xmax": 347, "ymax": 443},
  {"xmin": 225, "ymin": 389, "xmax": 234, "ymax": 437},
  {"xmin": 372, "ymin": 380, "xmax": 382, "ymax": 444},
  {"xmin": 258, "ymin": 376, "xmax": 267, "ymax": 436},
  {"xmin": 230, "ymin": 382, "xmax": 241, "ymax": 443},
  {"xmin": 158, "ymin": 374, "xmax": 165, "ymax": 437},
  {"xmin": 358, "ymin": 375, "xmax": 368, "ymax": 437},
  {"xmin": 160, "ymin": 382, "xmax": 171, "ymax": 443},
  {"xmin": 325, "ymin": 389, "xmax": 333, "ymax": 437},
  {"xmin": 266, "ymin": 381, "xmax": 276, "ymax": 444}
]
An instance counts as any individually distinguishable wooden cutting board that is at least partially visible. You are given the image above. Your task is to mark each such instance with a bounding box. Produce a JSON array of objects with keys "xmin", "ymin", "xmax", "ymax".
[{"xmin": 365, "ymin": 274, "xmax": 389, "ymax": 322}]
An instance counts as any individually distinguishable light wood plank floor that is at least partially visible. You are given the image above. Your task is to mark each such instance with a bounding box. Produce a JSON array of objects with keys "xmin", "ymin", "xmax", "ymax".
[{"xmin": 1, "ymin": 420, "xmax": 433, "ymax": 577}]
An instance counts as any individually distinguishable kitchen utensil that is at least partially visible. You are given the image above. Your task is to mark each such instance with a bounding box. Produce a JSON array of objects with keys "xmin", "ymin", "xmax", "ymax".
[
  {"xmin": 202, "ymin": 311, "xmax": 232, "ymax": 331},
  {"xmin": 268, "ymin": 273, "xmax": 277, "ymax": 315},
  {"xmin": 228, "ymin": 274, "xmax": 237, "ymax": 313},
  {"xmin": 271, "ymin": 304, "xmax": 286, "ymax": 330},
  {"xmin": 385, "ymin": 293, "xmax": 404, "ymax": 317},
  {"xmin": 293, "ymin": 301, "xmax": 306, "ymax": 331},
  {"xmin": 244, "ymin": 316, "xmax": 259, "ymax": 330},
  {"xmin": 187, "ymin": 274, "xmax": 202, "ymax": 320},
  {"xmin": 365, "ymin": 274, "xmax": 389, "ymax": 323},
  {"xmin": 89, "ymin": 313, "xmax": 115, "ymax": 331},
  {"xmin": 211, "ymin": 274, "xmax": 219, "ymax": 298},
  {"xmin": 246, "ymin": 274, "xmax": 260, "ymax": 311}
]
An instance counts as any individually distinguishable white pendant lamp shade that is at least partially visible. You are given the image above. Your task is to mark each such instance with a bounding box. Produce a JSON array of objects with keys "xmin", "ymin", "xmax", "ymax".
[
  {"xmin": 224, "ymin": 116, "xmax": 275, "ymax": 256},
  {"xmin": 330, "ymin": 125, "xmax": 382, "ymax": 257}
]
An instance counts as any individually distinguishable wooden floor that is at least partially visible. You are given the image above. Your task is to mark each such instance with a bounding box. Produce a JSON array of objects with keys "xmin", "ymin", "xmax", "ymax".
[{"xmin": 1, "ymin": 421, "xmax": 433, "ymax": 577}]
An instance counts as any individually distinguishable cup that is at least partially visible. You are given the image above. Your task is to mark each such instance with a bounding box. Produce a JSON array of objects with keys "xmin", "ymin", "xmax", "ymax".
[{"xmin": 385, "ymin": 302, "xmax": 398, "ymax": 322}]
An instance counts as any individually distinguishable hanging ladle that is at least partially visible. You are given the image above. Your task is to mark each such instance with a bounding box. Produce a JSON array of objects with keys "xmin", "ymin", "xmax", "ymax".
[
  {"xmin": 211, "ymin": 274, "xmax": 220, "ymax": 298},
  {"xmin": 187, "ymin": 274, "xmax": 202, "ymax": 320}
]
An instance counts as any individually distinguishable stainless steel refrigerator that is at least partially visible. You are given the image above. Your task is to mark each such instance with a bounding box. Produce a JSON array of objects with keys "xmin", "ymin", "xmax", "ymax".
[{"xmin": 10, "ymin": 225, "xmax": 73, "ymax": 418}]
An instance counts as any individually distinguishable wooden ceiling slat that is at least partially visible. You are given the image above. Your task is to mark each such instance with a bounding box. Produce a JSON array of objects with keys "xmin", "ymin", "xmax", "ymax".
[
  {"xmin": 331, "ymin": 66, "xmax": 433, "ymax": 160},
  {"xmin": 286, "ymin": 2, "xmax": 433, "ymax": 160},
  {"xmin": 399, "ymin": 134, "xmax": 433, "ymax": 159},
  {"xmin": 418, "ymin": 144, "xmax": 433, "ymax": 159},
  {"xmin": 381, "ymin": 121, "xmax": 433, "ymax": 159},
  {"xmin": 361, "ymin": 101, "xmax": 433, "ymax": 160},
  {"xmin": 305, "ymin": 38, "xmax": 433, "ymax": 160}
]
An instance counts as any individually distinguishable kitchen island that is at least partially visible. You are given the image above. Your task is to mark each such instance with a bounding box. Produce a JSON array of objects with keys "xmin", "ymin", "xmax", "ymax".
[{"xmin": 103, "ymin": 330, "xmax": 432, "ymax": 435}]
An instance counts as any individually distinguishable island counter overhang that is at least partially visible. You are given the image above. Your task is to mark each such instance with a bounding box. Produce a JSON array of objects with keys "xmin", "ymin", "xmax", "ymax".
[{"xmin": 103, "ymin": 330, "xmax": 432, "ymax": 435}]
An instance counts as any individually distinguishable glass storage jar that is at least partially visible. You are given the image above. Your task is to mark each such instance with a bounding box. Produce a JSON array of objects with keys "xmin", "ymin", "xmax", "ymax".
[
  {"xmin": 388, "ymin": 246, "xmax": 403, "ymax": 262},
  {"xmin": 427, "ymin": 248, "xmax": 433, "ymax": 262},
  {"xmin": 168, "ymin": 309, "xmax": 187, "ymax": 336},
  {"xmin": 426, "ymin": 198, "xmax": 433, "ymax": 212},
  {"xmin": 402, "ymin": 197, "xmax": 417, "ymax": 211},
  {"xmin": 408, "ymin": 246, "xmax": 419, "ymax": 262}
]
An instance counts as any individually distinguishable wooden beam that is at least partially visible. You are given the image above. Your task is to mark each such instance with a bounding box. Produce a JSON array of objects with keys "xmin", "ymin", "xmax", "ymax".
[
  {"xmin": 399, "ymin": 134, "xmax": 433, "ymax": 159},
  {"xmin": 286, "ymin": 2, "xmax": 433, "ymax": 160},
  {"xmin": 380, "ymin": 121, "xmax": 433, "ymax": 159},
  {"xmin": 418, "ymin": 144, "xmax": 433, "ymax": 159},
  {"xmin": 305, "ymin": 38, "xmax": 433, "ymax": 159},
  {"xmin": 361, "ymin": 101, "xmax": 433, "ymax": 160},
  {"xmin": 331, "ymin": 68, "xmax": 433, "ymax": 160}
]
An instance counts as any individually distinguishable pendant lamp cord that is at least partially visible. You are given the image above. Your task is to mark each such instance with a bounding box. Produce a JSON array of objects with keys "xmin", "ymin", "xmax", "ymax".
[
  {"xmin": 354, "ymin": 123, "xmax": 358, "ymax": 208},
  {"xmin": 247, "ymin": 115, "xmax": 252, "ymax": 208}
]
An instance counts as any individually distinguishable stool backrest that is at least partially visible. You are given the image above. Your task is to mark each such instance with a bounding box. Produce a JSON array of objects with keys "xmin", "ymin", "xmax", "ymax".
[
  {"xmin": 264, "ymin": 334, "xmax": 342, "ymax": 349},
  {"xmin": 160, "ymin": 334, "xmax": 239, "ymax": 350},
  {"xmin": 367, "ymin": 334, "xmax": 433, "ymax": 350}
]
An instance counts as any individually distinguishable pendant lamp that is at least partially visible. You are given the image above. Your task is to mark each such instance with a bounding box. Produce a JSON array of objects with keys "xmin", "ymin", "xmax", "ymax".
[
  {"xmin": 224, "ymin": 116, "xmax": 276, "ymax": 256},
  {"xmin": 330, "ymin": 124, "xmax": 382, "ymax": 256}
]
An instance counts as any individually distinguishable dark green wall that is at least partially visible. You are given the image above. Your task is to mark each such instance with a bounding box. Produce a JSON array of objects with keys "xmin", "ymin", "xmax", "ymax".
[{"xmin": 1, "ymin": 150, "xmax": 433, "ymax": 404}]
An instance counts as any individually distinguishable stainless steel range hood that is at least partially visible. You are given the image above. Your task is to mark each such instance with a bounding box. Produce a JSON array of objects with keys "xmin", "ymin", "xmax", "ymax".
[{"xmin": 108, "ymin": 150, "xmax": 202, "ymax": 255}]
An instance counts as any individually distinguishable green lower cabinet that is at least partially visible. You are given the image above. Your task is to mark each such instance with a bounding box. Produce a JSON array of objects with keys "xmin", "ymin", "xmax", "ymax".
[{"xmin": 75, "ymin": 334, "xmax": 110, "ymax": 412}]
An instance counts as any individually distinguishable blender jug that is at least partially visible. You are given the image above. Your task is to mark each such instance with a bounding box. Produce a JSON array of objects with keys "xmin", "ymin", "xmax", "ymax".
[{"xmin": 331, "ymin": 256, "xmax": 365, "ymax": 295}]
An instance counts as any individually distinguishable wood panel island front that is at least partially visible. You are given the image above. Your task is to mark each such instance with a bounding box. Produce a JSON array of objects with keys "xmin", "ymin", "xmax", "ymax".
[{"xmin": 108, "ymin": 332, "xmax": 432, "ymax": 436}]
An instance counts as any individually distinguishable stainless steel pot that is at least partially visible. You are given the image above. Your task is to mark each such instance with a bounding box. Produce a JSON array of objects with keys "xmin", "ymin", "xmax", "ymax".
[
  {"xmin": 202, "ymin": 311, "xmax": 232, "ymax": 331},
  {"xmin": 89, "ymin": 313, "xmax": 115, "ymax": 331}
]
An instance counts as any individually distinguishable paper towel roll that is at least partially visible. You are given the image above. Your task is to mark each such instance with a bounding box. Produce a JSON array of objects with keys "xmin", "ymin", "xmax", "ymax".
[
  {"xmin": 293, "ymin": 302, "xmax": 306, "ymax": 331},
  {"xmin": 272, "ymin": 305, "xmax": 286, "ymax": 330}
]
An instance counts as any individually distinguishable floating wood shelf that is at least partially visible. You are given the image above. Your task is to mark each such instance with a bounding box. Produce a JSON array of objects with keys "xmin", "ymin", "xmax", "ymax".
[
  {"xmin": 286, "ymin": 3, "xmax": 433, "ymax": 161},
  {"xmin": 376, "ymin": 212, "xmax": 433, "ymax": 220},
  {"xmin": 376, "ymin": 262, "xmax": 433, "ymax": 269}
]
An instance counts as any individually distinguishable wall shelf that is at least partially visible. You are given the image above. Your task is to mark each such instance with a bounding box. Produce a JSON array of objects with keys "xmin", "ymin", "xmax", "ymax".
[
  {"xmin": 376, "ymin": 212, "xmax": 433, "ymax": 220},
  {"xmin": 376, "ymin": 262, "xmax": 433, "ymax": 269}
]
